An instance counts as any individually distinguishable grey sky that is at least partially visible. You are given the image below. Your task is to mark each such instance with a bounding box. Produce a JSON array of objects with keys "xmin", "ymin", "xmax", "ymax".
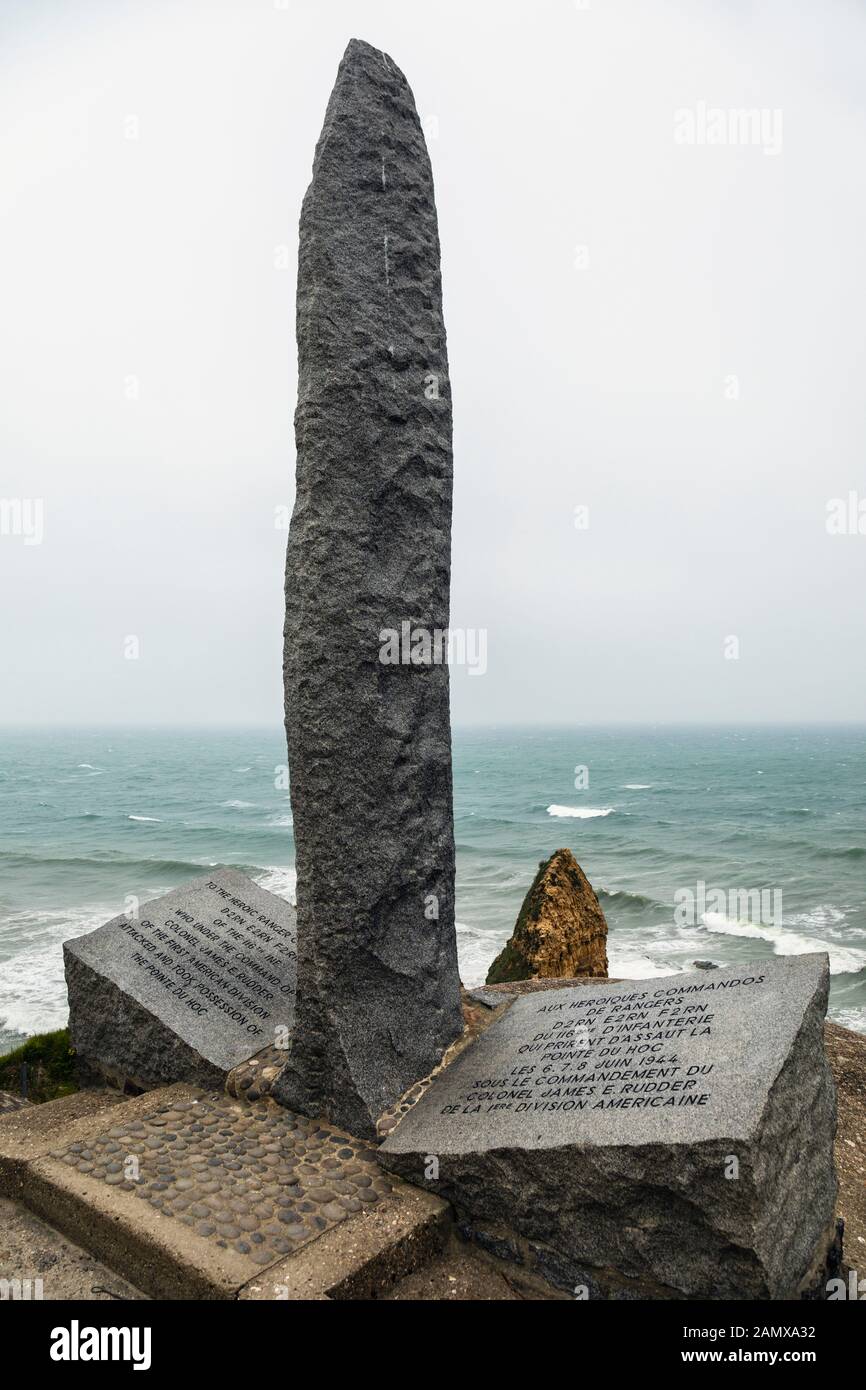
[{"xmin": 1, "ymin": 0, "xmax": 864, "ymax": 726}]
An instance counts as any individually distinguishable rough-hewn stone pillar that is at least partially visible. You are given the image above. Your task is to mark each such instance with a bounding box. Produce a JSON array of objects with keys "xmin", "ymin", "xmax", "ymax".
[{"xmin": 274, "ymin": 39, "xmax": 463, "ymax": 1137}]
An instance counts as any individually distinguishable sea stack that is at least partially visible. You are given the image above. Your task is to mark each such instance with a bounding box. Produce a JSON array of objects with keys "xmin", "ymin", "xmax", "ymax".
[
  {"xmin": 275, "ymin": 40, "xmax": 463, "ymax": 1137},
  {"xmin": 486, "ymin": 848, "xmax": 609, "ymax": 983}
]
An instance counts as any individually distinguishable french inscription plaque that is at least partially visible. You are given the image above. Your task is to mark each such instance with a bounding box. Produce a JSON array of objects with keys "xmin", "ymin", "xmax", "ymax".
[{"xmin": 380, "ymin": 955, "xmax": 839, "ymax": 1299}]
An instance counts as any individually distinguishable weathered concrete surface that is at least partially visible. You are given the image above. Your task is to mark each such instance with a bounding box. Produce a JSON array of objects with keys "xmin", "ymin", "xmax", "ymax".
[
  {"xmin": 276, "ymin": 38, "xmax": 462, "ymax": 1137},
  {"xmin": 0, "ymin": 1197, "xmax": 146, "ymax": 1301},
  {"xmin": 381, "ymin": 956, "xmax": 839, "ymax": 1299},
  {"xmin": 239, "ymin": 1184, "xmax": 450, "ymax": 1301},
  {"xmin": 487, "ymin": 848, "xmax": 609, "ymax": 984}
]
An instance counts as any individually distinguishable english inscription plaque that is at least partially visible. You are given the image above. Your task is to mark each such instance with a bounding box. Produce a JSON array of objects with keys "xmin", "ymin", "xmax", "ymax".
[{"xmin": 64, "ymin": 869, "xmax": 296, "ymax": 1090}]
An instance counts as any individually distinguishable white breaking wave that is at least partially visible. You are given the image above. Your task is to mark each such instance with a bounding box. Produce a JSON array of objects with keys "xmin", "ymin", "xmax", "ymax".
[
  {"xmin": 0, "ymin": 904, "xmax": 115, "ymax": 1039},
  {"xmin": 267, "ymin": 814, "xmax": 293, "ymax": 828},
  {"xmin": 608, "ymin": 950, "xmax": 684, "ymax": 980},
  {"xmin": 221, "ymin": 800, "xmax": 256, "ymax": 810},
  {"xmin": 456, "ymin": 921, "xmax": 500, "ymax": 987},
  {"xmin": 127, "ymin": 815, "xmax": 161, "ymax": 823},
  {"xmin": 547, "ymin": 805, "xmax": 614, "ymax": 819},
  {"xmin": 622, "ymin": 784, "xmax": 652, "ymax": 790},
  {"xmin": 253, "ymin": 866, "xmax": 297, "ymax": 904},
  {"xmin": 701, "ymin": 911, "xmax": 866, "ymax": 975}
]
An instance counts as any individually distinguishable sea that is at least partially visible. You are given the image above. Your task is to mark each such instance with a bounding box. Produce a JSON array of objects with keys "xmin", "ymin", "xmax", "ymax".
[{"xmin": 1, "ymin": 724, "xmax": 865, "ymax": 1056}]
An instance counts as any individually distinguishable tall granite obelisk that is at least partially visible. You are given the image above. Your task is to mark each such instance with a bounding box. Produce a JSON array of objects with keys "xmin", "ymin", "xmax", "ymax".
[{"xmin": 274, "ymin": 40, "xmax": 463, "ymax": 1137}]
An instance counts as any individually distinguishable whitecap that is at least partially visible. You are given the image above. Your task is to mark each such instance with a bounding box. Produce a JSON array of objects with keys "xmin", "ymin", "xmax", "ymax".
[
  {"xmin": 547, "ymin": 805, "xmax": 614, "ymax": 819},
  {"xmin": 127, "ymin": 815, "xmax": 161, "ymax": 823},
  {"xmin": 700, "ymin": 912, "xmax": 866, "ymax": 975},
  {"xmin": 608, "ymin": 951, "xmax": 683, "ymax": 979},
  {"xmin": 220, "ymin": 800, "xmax": 256, "ymax": 810},
  {"xmin": 622, "ymin": 784, "xmax": 652, "ymax": 790},
  {"xmin": 267, "ymin": 814, "xmax": 293, "ymax": 828},
  {"xmin": 253, "ymin": 866, "xmax": 297, "ymax": 904}
]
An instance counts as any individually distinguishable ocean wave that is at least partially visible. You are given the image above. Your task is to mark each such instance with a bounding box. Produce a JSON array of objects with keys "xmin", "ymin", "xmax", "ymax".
[
  {"xmin": 598, "ymin": 887, "xmax": 662, "ymax": 910},
  {"xmin": 220, "ymin": 800, "xmax": 257, "ymax": 810},
  {"xmin": 608, "ymin": 951, "xmax": 683, "ymax": 980},
  {"xmin": 127, "ymin": 815, "xmax": 162, "ymax": 823},
  {"xmin": 547, "ymin": 805, "xmax": 615, "ymax": 819},
  {"xmin": 622, "ymin": 784, "xmax": 652, "ymax": 790},
  {"xmin": 0, "ymin": 851, "xmax": 225, "ymax": 875},
  {"xmin": 252, "ymin": 866, "xmax": 297, "ymax": 903},
  {"xmin": 832, "ymin": 1005, "xmax": 866, "ymax": 1034},
  {"xmin": 700, "ymin": 911, "xmax": 866, "ymax": 975},
  {"xmin": 0, "ymin": 904, "xmax": 120, "ymax": 1042},
  {"xmin": 266, "ymin": 814, "xmax": 293, "ymax": 828}
]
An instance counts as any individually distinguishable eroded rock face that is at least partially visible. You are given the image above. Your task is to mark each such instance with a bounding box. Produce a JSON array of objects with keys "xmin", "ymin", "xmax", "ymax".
[
  {"xmin": 274, "ymin": 39, "xmax": 463, "ymax": 1138},
  {"xmin": 487, "ymin": 849, "xmax": 609, "ymax": 984}
]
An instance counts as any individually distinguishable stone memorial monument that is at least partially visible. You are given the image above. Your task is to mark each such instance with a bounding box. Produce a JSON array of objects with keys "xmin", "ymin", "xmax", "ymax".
[
  {"xmin": 64, "ymin": 869, "xmax": 296, "ymax": 1092},
  {"xmin": 380, "ymin": 954, "xmax": 839, "ymax": 1299},
  {"xmin": 275, "ymin": 39, "xmax": 463, "ymax": 1138}
]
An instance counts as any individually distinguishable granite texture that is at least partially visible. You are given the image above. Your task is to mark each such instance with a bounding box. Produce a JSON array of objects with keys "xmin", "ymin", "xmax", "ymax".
[
  {"xmin": 276, "ymin": 38, "xmax": 462, "ymax": 1137},
  {"xmin": 379, "ymin": 955, "xmax": 839, "ymax": 1299},
  {"xmin": 64, "ymin": 870, "xmax": 296, "ymax": 1091}
]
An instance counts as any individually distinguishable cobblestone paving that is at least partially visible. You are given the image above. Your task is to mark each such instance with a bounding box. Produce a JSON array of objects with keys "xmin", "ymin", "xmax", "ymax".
[
  {"xmin": 52, "ymin": 1091, "xmax": 393, "ymax": 1271},
  {"xmin": 225, "ymin": 1045, "xmax": 285, "ymax": 1104}
]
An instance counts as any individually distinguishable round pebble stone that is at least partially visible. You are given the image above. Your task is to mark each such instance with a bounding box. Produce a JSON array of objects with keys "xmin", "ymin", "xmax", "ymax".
[
  {"xmin": 234, "ymin": 1241, "xmax": 251, "ymax": 1255},
  {"xmin": 358, "ymin": 1188, "xmax": 379, "ymax": 1204},
  {"xmin": 251, "ymin": 1232, "xmax": 266, "ymax": 1245},
  {"xmin": 340, "ymin": 1197, "xmax": 362, "ymax": 1213},
  {"xmin": 307, "ymin": 1188, "xmax": 336, "ymax": 1203},
  {"xmin": 322, "ymin": 1203, "xmax": 347, "ymax": 1224},
  {"xmin": 105, "ymin": 1173, "xmax": 125, "ymax": 1186},
  {"xmin": 250, "ymin": 1252, "xmax": 273, "ymax": 1265},
  {"xmin": 217, "ymin": 1224, "xmax": 240, "ymax": 1240}
]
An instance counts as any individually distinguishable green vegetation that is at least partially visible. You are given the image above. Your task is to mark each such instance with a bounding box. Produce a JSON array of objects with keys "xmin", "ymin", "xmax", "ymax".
[{"xmin": 0, "ymin": 1029, "xmax": 77, "ymax": 1103}]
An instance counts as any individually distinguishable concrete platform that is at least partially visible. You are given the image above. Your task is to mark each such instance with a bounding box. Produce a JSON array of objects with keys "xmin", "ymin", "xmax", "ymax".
[{"xmin": 0, "ymin": 1084, "xmax": 449, "ymax": 1300}]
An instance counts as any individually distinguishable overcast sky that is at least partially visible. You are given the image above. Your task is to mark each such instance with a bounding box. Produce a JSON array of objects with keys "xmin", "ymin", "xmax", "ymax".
[{"xmin": 1, "ymin": 0, "xmax": 864, "ymax": 726}]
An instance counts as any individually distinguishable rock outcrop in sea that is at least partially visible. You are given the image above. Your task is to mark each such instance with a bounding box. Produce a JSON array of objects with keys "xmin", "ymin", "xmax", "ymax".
[{"xmin": 486, "ymin": 848, "xmax": 609, "ymax": 984}]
